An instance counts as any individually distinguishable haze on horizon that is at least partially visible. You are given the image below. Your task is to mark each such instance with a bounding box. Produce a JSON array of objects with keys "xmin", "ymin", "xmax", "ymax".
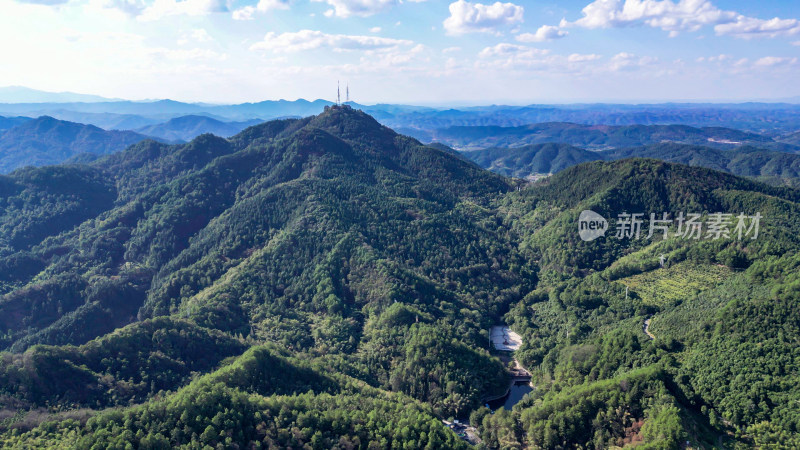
[{"xmin": 1, "ymin": 0, "xmax": 799, "ymax": 104}]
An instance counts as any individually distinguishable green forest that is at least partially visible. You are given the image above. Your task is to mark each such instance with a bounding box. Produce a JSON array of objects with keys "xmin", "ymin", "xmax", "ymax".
[{"xmin": 1, "ymin": 106, "xmax": 799, "ymax": 448}]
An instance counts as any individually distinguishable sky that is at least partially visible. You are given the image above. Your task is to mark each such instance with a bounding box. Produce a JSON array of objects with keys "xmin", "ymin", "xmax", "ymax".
[{"xmin": 1, "ymin": 0, "xmax": 799, "ymax": 104}]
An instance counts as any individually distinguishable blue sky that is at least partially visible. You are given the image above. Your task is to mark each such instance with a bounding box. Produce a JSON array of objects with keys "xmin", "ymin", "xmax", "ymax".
[{"xmin": 1, "ymin": 0, "xmax": 799, "ymax": 104}]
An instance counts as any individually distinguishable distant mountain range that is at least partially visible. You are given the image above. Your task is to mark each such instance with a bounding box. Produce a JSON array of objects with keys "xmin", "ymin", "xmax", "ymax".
[
  {"xmin": 0, "ymin": 116, "xmax": 155, "ymax": 173},
  {"xmin": 463, "ymin": 142, "xmax": 800, "ymax": 186},
  {"xmin": 3, "ymin": 87, "xmax": 800, "ymax": 135},
  {"xmin": 134, "ymin": 115, "xmax": 263, "ymax": 142},
  {"xmin": 0, "ymin": 86, "xmax": 120, "ymax": 103},
  {"xmin": 0, "ymin": 116, "xmax": 31, "ymax": 133},
  {"xmin": 420, "ymin": 123, "xmax": 799, "ymax": 152}
]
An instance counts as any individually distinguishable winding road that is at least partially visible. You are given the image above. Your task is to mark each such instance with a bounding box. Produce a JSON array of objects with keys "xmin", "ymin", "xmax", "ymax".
[{"xmin": 643, "ymin": 318, "xmax": 656, "ymax": 340}]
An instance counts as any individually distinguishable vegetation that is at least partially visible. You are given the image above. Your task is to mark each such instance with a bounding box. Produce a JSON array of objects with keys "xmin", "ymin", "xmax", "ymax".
[{"xmin": 1, "ymin": 108, "xmax": 799, "ymax": 447}]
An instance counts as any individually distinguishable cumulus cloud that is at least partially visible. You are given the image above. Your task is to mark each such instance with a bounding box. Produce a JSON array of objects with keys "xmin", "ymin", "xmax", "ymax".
[
  {"xmin": 564, "ymin": 0, "xmax": 800, "ymax": 39},
  {"xmin": 568, "ymin": 53, "xmax": 602, "ymax": 62},
  {"xmin": 232, "ymin": 0, "xmax": 290, "ymax": 20},
  {"xmin": 516, "ymin": 24, "xmax": 567, "ymax": 42},
  {"xmin": 567, "ymin": 0, "xmax": 733, "ymax": 34},
  {"xmin": 754, "ymin": 56, "xmax": 798, "ymax": 67},
  {"xmin": 139, "ymin": 0, "xmax": 228, "ymax": 20},
  {"xmin": 478, "ymin": 42, "xmax": 545, "ymax": 58},
  {"xmin": 15, "ymin": 0, "xmax": 69, "ymax": 4},
  {"xmin": 443, "ymin": 0, "xmax": 524, "ymax": 35},
  {"xmin": 609, "ymin": 51, "xmax": 657, "ymax": 70},
  {"xmin": 310, "ymin": 0, "xmax": 417, "ymax": 18},
  {"xmin": 250, "ymin": 29, "xmax": 414, "ymax": 53},
  {"xmin": 475, "ymin": 43, "xmax": 610, "ymax": 75},
  {"xmin": 715, "ymin": 16, "xmax": 800, "ymax": 39}
]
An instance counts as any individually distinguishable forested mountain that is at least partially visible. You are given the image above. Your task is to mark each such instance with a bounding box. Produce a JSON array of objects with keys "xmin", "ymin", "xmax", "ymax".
[
  {"xmin": 779, "ymin": 131, "xmax": 800, "ymax": 146},
  {"xmin": 463, "ymin": 143, "xmax": 602, "ymax": 178},
  {"xmin": 465, "ymin": 142, "xmax": 800, "ymax": 187},
  {"xmin": 1, "ymin": 108, "xmax": 799, "ymax": 447},
  {"xmin": 135, "ymin": 115, "xmax": 263, "ymax": 142},
  {"xmin": 419, "ymin": 122, "xmax": 796, "ymax": 152},
  {"xmin": 0, "ymin": 116, "xmax": 155, "ymax": 173},
  {"xmin": 0, "ymin": 116, "xmax": 31, "ymax": 133}
]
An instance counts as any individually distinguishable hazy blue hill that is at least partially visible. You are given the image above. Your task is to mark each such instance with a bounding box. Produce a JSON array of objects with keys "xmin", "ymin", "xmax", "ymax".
[
  {"xmin": 37, "ymin": 109, "xmax": 162, "ymax": 130},
  {"xmin": 468, "ymin": 142, "xmax": 800, "ymax": 182},
  {"xmin": 424, "ymin": 122, "xmax": 782, "ymax": 151},
  {"xmin": 779, "ymin": 130, "xmax": 800, "ymax": 146},
  {"xmin": 134, "ymin": 115, "xmax": 262, "ymax": 142},
  {"xmin": 0, "ymin": 86, "xmax": 117, "ymax": 103},
  {"xmin": 0, "ymin": 116, "xmax": 156, "ymax": 173},
  {"xmin": 463, "ymin": 143, "xmax": 602, "ymax": 178},
  {"xmin": 0, "ymin": 116, "xmax": 31, "ymax": 132}
]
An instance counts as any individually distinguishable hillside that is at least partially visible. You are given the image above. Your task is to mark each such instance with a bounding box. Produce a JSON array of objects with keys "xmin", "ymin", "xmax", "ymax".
[
  {"xmin": 466, "ymin": 142, "xmax": 800, "ymax": 186},
  {"xmin": 424, "ymin": 122, "xmax": 794, "ymax": 152},
  {"xmin": 0, "ymin": 116, "xmax": 31, "ymax": 133},
  {"xmin": 1, "ymin": 109, "xmax": 799, "ymax": 447},
  {"xmin": 135, "ymin": 115, "xmax": 263, "ymax": 142},
  {"xmin": 463, "ymin": 143, "xmax": 602, "ymax": 178},
  {"xmin": 0, "ymin": 116, "xmax": 155, "ymax": 173}
]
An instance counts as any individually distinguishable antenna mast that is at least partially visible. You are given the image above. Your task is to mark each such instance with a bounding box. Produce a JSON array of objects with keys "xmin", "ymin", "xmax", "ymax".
[
  {"xmin": 337, "ymin": 80, "xmax": 340, "ymax": 105},
  {"xmin": 346, "ymin": 83, "xmax": 349, "ymax": 103}
]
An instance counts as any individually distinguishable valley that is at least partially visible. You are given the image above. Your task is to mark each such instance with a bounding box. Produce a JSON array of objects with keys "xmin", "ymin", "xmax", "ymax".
[{"xmin": 0, "ymin": 106, "xmax": 798, "ymax": 448}]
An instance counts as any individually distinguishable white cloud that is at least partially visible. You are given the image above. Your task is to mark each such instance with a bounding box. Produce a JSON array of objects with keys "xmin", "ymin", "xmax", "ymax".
[
  {"xmin": 568, "ymin": 0, "xmax": 733, "ymax": 33},
  {"xmin": 178, "ymin": 28, "xmax": 213, "ymax": 45},
  {"xmin": 232, "ymin": 0, "xmax": 289, "ymax": 20},
  {"xmin": 475, "ymin": 43, "xmax": 610, "ymax": 75},
  {"xmin": 794, "ymin": 40, "xmax": 800, "ymax": 46},
  {"xmin": 565, "ymin": 0, "xmax": 800, "ymax": 39},
  {"xmin": 478, "ymin": 42, "xmax": 545, "ymax": 58},
  {"xmin": 754, "ymin": 56, "xmax": 798, "ymax": 67},
  {"xmin": 516, "ymin": 24, "xmax": 567, "ymax": 42},
  {"xmin": 443, "ymin": 0, "xmax": 524, "ymax": 35},
  {"xmin": 250, "ymin": 29, "xmax": 414, "ymax": 53},
  {"xmin": 608, "ymin": 51, "xmax": 657, "ymax": 70},
  {"xmin": 442, "ymin": 46, "xmax": 461, "ymax": 53},
  {"xmin": 311, "ymin": 0, "xmax": 397, "ymax": 18},
  {"xmin": 568, "ymin": 53, "xmax": 602, "ymax": 62},
  {"xmin": 715, "ymin": 16, "xmax": 800, "ymax": 39},
  {"xmin": 139, "ymin": 0, "xmax": 227, "ymax": 20},
  {"xmin": 370, "ymin": 26, "xmax": 382, "ymax": 33},
  {"xmin": 86, "ymin": 0, "xmax": 147, "ymax": 17},
  {"xmin": 16, "ymin": 0, "xmax": 68, "ymax": 4}
]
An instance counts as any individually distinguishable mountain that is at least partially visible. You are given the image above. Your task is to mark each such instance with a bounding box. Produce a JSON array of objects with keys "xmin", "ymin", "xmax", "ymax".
[
  {"xmin": 463, "ymin": 143, "xmax": 602, "ymax": 178},
  {"xmin": 0, "ymin": 86, "xmax": 118, "ymax": 103},
  {"xmin": 0, "ymin": 115, "xmax": 31, "ymax": 132},
  {"xmin": 32, "ymin": 110, "xmax": 163, "ymax": 130},
  {"xmin": 0, "ymin": 116, "xmax": 155, "ymax": 173},
  {"xmin": 607, "ymin": 143, "xmax": 800, "ymax": 180},
  {"xmin": 135, "ymin": 115, "xmax": 263, "ymax": 142},
  {"xmin": 779, "ymin": 130, "xmax": 800, "ymax": 146},
  {"xmin": 1, "ymin": 108, "xmax": 800, "ymax": 447},
  {"xmin": 465, "ymin": 142, "xmax": 800, "ymax": 185},
  {"xmin": 0, "ymin": 106, "xmax": 516, "ymax": 444},
  {"xmin": 422, "ymin": 122, "xmax": 790, "ymax": 151},
  {"xmin": 379, "ymin": 103, "xmax": 800, "ymax": 134}
]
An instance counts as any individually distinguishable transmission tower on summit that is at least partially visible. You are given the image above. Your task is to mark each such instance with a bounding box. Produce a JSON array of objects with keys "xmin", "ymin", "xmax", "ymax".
[
  {"xmin": 337, "ymin": 80, "xmax": 341, "ymax": 105},
  {"xmin": 346, "ymin": 83, "xmax": 349, "ymax": 103}
]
